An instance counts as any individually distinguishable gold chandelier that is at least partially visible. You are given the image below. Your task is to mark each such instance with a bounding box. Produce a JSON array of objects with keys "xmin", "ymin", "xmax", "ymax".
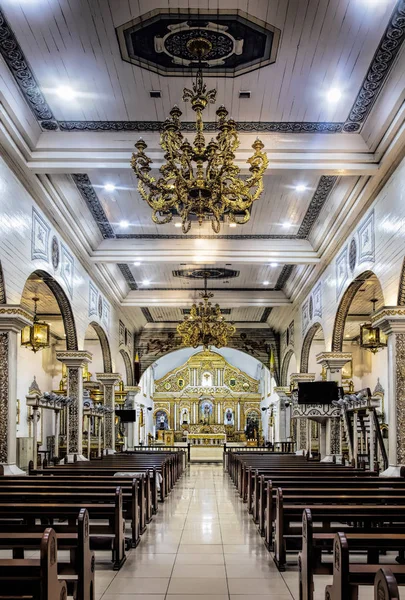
[
  {"xmin": 177, "ymin": 274, "xmax": 236, "ymax": 349},
  {"xmin": 21, "ymin": 297, "xmax": 50, "ymax": 353},
  {"xmin": 131, "ymin": 37, "xmax": 268, "ymax": 234},
  {"xmin": 359, "ymin": 298, "xmax": 387, "ymax": 354}
]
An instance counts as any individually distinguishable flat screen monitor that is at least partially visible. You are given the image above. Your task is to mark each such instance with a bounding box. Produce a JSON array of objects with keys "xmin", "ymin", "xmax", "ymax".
[
  {"xmin": 297, "ymin": 381, "xmax": 339, "ymax": 405},
  {"xmin": 115, "ymin": 409, "xmax": 136, "ymax": 422}
]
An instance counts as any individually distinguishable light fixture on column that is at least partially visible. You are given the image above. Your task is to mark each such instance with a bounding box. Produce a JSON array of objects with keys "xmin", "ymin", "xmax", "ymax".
[
  {"xmin": 130, "ymin": 37, "xmax": 268, "ymax": 234},
  {"xmin": 360, "ymin": 298, "xmax": 387, "ymax": 354},
  {"xmin": 21, "ymin": 297, "xmax": 50, "ymax": 353},
  {"xmin": 177, "ymin": 272, "xmax": 236, "ymax": 349}
]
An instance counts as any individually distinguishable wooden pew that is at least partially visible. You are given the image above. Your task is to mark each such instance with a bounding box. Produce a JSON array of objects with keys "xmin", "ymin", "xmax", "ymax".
[
  {"xmin": 299, "ymin": 508, "xmax": 405, "ymax": 600},
  {"xmin": 325, "ymin": 533, "xmax": 405, "ymax": 600},
  {"xmin": 0, "ymin": 488, "xmax": 126, "ymax": 570},
  {"xmin": 0, "ymin": 479, "xmax": 141, "ymax": 548},
  {"xmin": 0, "ymin": 528, "xmax": 67, "ymax": 600},
  {"xmin": 0, "ymin": 508, "xmax": 94, "ymax": 600},
  {"xmin": 274, "ymin": 493, "xmax": 405, "ymax": 571},
  {"xmin": 374, "ymin": 568, "xmax": 401, "ymax": 600}
]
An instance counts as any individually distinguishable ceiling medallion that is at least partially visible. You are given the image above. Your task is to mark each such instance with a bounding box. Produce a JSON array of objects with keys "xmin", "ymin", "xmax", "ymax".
[
  {"xmin": 177, "ymin": 272, "xmax": 236, "ymax": 349},
  {"xmin": 131, "ymin": 37, "xmax": 268, "ymax": 234}
]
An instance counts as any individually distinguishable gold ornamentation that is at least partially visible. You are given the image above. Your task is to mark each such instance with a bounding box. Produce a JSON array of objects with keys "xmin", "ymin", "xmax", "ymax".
[
  {"xmin": 130, "ymin": 39, "xmax": 268, "ymax": 234},
  {"xmin": 21, "ymin": 297, "xmax": 50, "ymax": 354},
  {"xmin": 177, "ymin": 274, "xmax": 236, "ymax": 349}
]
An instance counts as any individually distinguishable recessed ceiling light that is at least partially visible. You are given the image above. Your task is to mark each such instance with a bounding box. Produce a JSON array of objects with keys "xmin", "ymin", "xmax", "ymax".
[
  {"xmin": 119, "ymin": 220, "xmax": 129, "ymax": 228},
  {"xmin": 142, "ymin": 279, "xmax": 151, "ymax": 285},
  {"xmin": 327, "ymin": 87, "xmax": 342, "ymax": 102},
  {"xmin": 239, "ymin": 91, "xmax": 251, "ymax": 99},
  {"xmin": 133, "ymin": 262, "xmax": 141, "ymax": 266},
  {"xmin": 229, "ymin": 223, "xmax": 237, "ymax": 228},
  {"xmin": 56, "ymin": 85, "xmax": 77, "ymax": 101},
  {"xmin": 150, "ymin": 90, "xmax": 162, "ymax": 98},
  {"xmin": 295, "ymin": 184, "xmax": 307, "ymax": 192},
  {"xmin": 263, "ymin": 281, "xmax": 269, "ymax": 286},
  {"xmin": 282, "ymin": 222, "xmax": 292, "ymax": 229},
  {"xmin": 270, "ymin": 262, "xmax": 278, "ymax": 267},
  {"xmin": 174, "ymin": 222, "xmax": 182, "ymax": 228},
  {"xmin": 104, "ymin": 183, "xmax": 116, "ymax": 192}
]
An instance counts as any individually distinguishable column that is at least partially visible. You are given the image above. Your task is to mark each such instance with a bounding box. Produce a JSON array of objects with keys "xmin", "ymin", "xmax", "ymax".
[
  {"xmin": 56, "ymin": 351, "xmax": 92, "ymax": 459},
  {"xmin": 289, "ymin": 373, "xmax": 316, "ymax": 453},
  {"xmin": 0, "ymin": 306, "xmax": 33, "ymax": 475},
  {"xmin": 96, "ymin": 373, "xmax": 121, "ymax": 453},
  {"xmin": 316, "ymin": 352, "xmax": 352, "ymax": 460},
  {"xmin": 273, "ymin": 387, "xmax": 291, "ymax": 443},
  {"xmin": 124, "ymin": 386, "xmax": 140, "ymax": 450},
  {"xmin": 371, "ymin": 308, "xmax": 405, "ymax": 476}
]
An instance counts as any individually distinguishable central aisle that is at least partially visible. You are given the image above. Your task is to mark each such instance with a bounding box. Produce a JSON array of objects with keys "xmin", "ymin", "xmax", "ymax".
[{"xmin": 98, "ymin": 463, "xmax": 297, "ymax": 599}]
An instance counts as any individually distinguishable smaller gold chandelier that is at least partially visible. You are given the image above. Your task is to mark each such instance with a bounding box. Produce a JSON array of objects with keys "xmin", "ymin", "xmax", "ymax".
[
  {"xmin": 21, "ymin": 297, "xmax": 50, "ymax": 353},
  {"xmin": 359, "ymin": 299, "xmax": 387, "ymax": 354},
  {"xmin": 177, "ymin": 275, "xmax": 236, "ymax": 349},
  {"xmin": 131, "ymin": 37, "xmax": 268, "ymax": 234}
]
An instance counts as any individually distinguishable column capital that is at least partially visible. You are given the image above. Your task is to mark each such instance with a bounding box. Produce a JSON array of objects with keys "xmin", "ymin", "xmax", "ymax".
[
  {"xmin": 124, "ymin": 386, "xmax": 141, "ymax": 394},
  {"xmin": 56, "ymin": 350, "xmax": 92, "ymax": 368},
  {"xmin": 96, "ymin": 373, "xmax": 121, "ymax": 386},
  {"xmin": 371, "ymin": 306, "xmax": 405, "ymax": 334},
  {"xmin": 0, "ymin": 305, "xmax": 33, "ymax": 332},
  {"xmin": 290, "ymin": 373, "xmax": 316, "ymax": 387},
  {"xmin": 316, "ymin": 352, "xmax": 352, "ymax": 371},
  {"xmin": 273, "ymin": 386, "xmax": 291, "ymax": 397}
]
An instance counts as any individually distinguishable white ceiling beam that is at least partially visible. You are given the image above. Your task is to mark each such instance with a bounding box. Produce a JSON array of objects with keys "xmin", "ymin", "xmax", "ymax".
[
  {"xmin": 122, "ymin": 289, "xmax": 291, "ymax": 307},
  {"xmin": 91, "ymin": 237, "xmax": 319, "ymax": 265}
]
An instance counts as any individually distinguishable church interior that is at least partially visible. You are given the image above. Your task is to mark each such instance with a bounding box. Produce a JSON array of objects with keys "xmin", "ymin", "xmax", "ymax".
[{"xmin": 1, "ymin": 0, "xmax": 405, "ymax": 598}]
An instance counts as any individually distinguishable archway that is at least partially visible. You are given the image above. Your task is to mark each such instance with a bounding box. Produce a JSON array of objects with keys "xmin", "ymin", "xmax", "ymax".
[
  {"xmin": 332, "ymin": 270, "xmax": 376, "ymax": 352},
  {"xmin": 0, "ymin": 261, "xmax": 6, "ymax": 304},
  {"xmin": 118, "ymin": 349, "xmax": 134, "ymax": 386},
  {"xmin": 300, "ymin": 322, "xmax": 324, "ymax": 374},
  {"xmin": 88, "ymin": 321, "xmax": 112, "ymax": 373},
  {"xmin": 398, "ymin": 257, "xmax": 405, "ymax": 305},
  {"xmin": 280, "ymin": 349, "xmax": 296, "ymax": 387}
]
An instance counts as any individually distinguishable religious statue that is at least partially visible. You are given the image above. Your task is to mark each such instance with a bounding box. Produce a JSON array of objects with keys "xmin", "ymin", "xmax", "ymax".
[
  {"xmin": 200, "ymin": 400, "xmax": 213, "ymax": 425},
  {"xmin": 225, "ymin": 408, "xmax": 234, "ymax": 426}
]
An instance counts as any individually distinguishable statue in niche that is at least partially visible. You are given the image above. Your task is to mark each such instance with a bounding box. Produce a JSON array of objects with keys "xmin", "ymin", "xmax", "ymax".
[
  {"xmin": 200, "ymin": 400, "xmax": 213, "ymax": 425},
  {"xmin": 202, "ymin": 372, "xmax": 212, "ymax": 387},
  {"xmin": 155, "ymin": 410, "xmax": 169, "ymax": 430},
  {"xmin": 245, "ymin": 412, "xmax": 259, "ymax": 441},
  {"xmin": 224, "ymin": 408, "xmax": 234, "ymax": 426},
  {"xmin": 181, "ymin": 408, "xmax": 189, "ymax": 424}
]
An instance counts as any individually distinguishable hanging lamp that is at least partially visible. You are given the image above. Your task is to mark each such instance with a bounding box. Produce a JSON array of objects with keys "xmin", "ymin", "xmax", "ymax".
[{"xmin": 21, "ymin": 297, "xmax": 50, "ymax": 353}]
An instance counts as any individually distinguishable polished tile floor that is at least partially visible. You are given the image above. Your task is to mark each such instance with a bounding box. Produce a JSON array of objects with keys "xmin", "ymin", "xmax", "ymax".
[{"xmin": 95, "ymin": 463, "xmax": 373, "ymax": 600}]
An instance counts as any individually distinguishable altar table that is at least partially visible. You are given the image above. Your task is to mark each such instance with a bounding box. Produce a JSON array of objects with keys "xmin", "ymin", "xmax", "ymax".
[{"xmin": 187, "ymin": 433, "xmax": 226, "ymax": 445}]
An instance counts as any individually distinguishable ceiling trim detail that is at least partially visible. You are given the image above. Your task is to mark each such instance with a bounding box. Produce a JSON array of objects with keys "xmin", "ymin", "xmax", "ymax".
[
  {"xmin": 57, "ymin": 121, "xmax": 344, "ymax": 133},
  {"xmin": 117, "ymin": 264, "xmax": 138, "ymax": 290},
  {"xmin": 2, "ymin": 2, "xmax": 404, "ymax": 134},
  {"xmin": 141, "ymin": 307, "xmax": 154, "ymax": 323},
  {"xmin": 275, "ymin": 265, "xmax": 294, "ymax": 290},
  {"xmin": 296, "ymin": 176, "xmax": 338, "ymax": 239},
  {"xmin": 343, "ymin": 0, "xmax": 405, "ymax": 133},
  {"xmin": 116, "ymin": 233, "xmax": 297, "ymax": 240},
  {"xmin": 71, "ymin": 174, "xmax": 115, "ymax": 239},
  {"xmin": 261, "ymin": 307, "xmax": 273, "ymax": 323}
]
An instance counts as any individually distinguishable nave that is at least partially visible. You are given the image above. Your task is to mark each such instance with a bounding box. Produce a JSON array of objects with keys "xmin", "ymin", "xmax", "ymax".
[{"xmin": 96, "ymin": 463, "xmax": 291, "ymax": 600}]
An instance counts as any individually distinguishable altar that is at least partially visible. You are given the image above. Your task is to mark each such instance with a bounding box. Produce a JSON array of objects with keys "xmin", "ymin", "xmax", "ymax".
[{"xmin": 187, "ymin": 433, "xmax": 226, "ymax": 446}]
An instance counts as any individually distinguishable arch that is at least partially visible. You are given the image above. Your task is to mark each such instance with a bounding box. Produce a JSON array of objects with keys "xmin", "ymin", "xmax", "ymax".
[
  {"xmin": 88, "ymin": 321, "xmax": 112, "ymax": 373},
  {"xmin": 331, "ymin": 270, "xmax": 376, "ymax": 352},
  {"xmin": 119, "ymin": 349, "xmax": 134, "ymax": 386},
  {"xmin": 33, "ymin": 270, "xmax": 78, "ymax": 350},
  {"xmin": 280, "ymin": 348, "xmax": 294, "ymax": 387},
  {"xmin": 0, "ymin": 261, "xmax": 6, "ymax": 304},
  {"xmin": 398, "ymin": 257, "xmax": 405, "ymax": 305},
  {"xmin": 300, "ymin": 322, "xmax": 323, "ymax": 373}
]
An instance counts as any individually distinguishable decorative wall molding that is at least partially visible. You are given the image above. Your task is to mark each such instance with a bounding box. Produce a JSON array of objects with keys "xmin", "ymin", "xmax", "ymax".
[
  {"xmin": 312, "ymin": 282, "xmax": 322, "ymax": 319},
  {"xmin": 116, "ymin": 233, "xmax": 297, "ymax": 240},
  {"xmin": 275, "ymin": 265, "xmax": 294, "ymax": 290},
  {"xmin": 280, "ymin": 348, "xmax": 294, "ymax": 387},
  {"xmin": 0, "ymin": 332, "xmax": 9, "ymax": 462},
  {"xmin": 119, "ymin": 320, "xmax": 125, "ymax": 346},
  {"xmin": 302, "ymin": 300, "xmax": 310, "ymax": 335},
  {"xmin": 141, "ymin": 307, "xmax": 153, "ymax": 323},
  {"xmin": 343, "ymin": 0, "xmax": 405, "ymax": 132},
  {"xmin": 31, "ymin": 208, "xmax": 50, "ymax": 262},
  {"xmin": 398, "ymin": 257, "xmax": 405, "ymax": 306},
  {"xmin": 88, "ymin": 282, "xmax": 98, "ymax": 317},
  {"xmin": 89, "ymin": 321, "xmax": 112, "ymax": 373},
  {"xmin": 71, "ymin": 174, "xmax": 115, "ymax": 239},
  {"xmin": 119, "ymin": 348, "xmax": 134, "ymax": 386},
  {"xmin": 60, "ymin": 243, "xmax": 74, "ymax": 298},
  {"xmin": 335, "ymin": 246, "xmax": 349, "ymax": 299},
  {"xmin": 357, "ymin": 210, "xmax": 375, "ymax": 264},
  {"xmin": 297, "ymin": 176, "xmax": 338, "ymax": 239},
  {"xmin": 300, "ymin": 322, "xmax": 323, "ymax": 373}
]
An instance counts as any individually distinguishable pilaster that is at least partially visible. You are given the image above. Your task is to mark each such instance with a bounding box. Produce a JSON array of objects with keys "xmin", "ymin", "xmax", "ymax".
[
  {"xmin": 96, "ymin": 373, "xmax": 121, "ymax": 452},
  {"xmin": 0, "ymin": 306, "xmax": 33, "ymax": 474},
  {"xmin": 56, "ymin": 350, "xmax": 92, "ymax": 458},
  {"xmin": 124, "ymin": 386, "xmax": 141, "ymax": 450},
  {"xmin": 371, "ymin": 307, "xmax": 405, "ymax": 474},
  {"xmin": 289, "ymin": 374, "xmax": 315, "ymax": 453}
]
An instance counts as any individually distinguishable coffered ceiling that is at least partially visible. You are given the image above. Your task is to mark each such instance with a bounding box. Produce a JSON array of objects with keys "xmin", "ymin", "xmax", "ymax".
[{"xmin": 0, "ymin": 0, "xmax": 404, "ymax": 330}]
